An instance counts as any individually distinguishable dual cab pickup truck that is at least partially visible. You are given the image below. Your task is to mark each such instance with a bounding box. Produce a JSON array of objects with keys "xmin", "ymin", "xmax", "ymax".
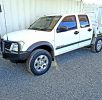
[{"xmin": 1, "ymin": 14, "xmax": 102, "ymax": 75}]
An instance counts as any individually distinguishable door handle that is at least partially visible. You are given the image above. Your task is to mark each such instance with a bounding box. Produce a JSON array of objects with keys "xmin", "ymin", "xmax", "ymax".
[
  {"xmin": 88, "ymin": 28, "xmax": 92, "ymax": 32},
  {"xmin": 74, "ymin": 31, "xmax": 79, "ymax": 35}
]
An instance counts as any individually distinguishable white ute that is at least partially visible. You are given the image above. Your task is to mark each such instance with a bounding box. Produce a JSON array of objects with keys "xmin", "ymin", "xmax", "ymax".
[{"xmin": 1, "ymin": 14, "xmax": 102, "ymax": 75}]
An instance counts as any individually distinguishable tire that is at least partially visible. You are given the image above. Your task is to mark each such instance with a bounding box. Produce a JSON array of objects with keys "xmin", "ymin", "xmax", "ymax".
[
  {"xmin": 91, "ymin": 37, "xmax": 102, "ymax": 53},
  {"xmin": 26, "ymin": 49, "xmax": 52, "ymax": 75}
]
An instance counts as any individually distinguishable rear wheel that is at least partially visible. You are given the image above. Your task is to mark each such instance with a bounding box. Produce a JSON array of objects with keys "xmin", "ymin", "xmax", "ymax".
[
  {"xmin": 91, "ymin": 37, "xmax": 102, "ymax": 53},
  {"xmin": 26, "ymin": 49, "xmax": 52, "ymax": 75}
]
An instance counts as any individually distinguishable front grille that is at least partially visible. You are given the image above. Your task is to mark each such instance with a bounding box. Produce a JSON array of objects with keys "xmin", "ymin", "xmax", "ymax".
[
  {"xmin": 1, "ymin": 41, "xmax": 12, "ymax": 52},
  {"xmin": 1, "ymin": 40, "xmax": 4, "ymax": 52},
  {"xmin": 5, "ymin": 42, "xmax": 12, "ymax": 50},
  {"xmin": 1, "ymin": 40, "xmax": 20, "ymax": 53}
]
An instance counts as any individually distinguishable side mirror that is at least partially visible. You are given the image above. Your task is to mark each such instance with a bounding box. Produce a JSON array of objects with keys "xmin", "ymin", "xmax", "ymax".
[{"xmin": 57, "ymin": 26, "xmax": 68, "ymax": 33}]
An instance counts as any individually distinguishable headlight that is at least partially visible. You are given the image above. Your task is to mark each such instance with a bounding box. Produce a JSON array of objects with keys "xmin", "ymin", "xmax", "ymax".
[
  {"xmin": 10, "ymin": 41, "xmax": 25, "ymax": 52},
  {"xmin": 10, "ymin": 43, "xmax": 18, "ymax": 52}
]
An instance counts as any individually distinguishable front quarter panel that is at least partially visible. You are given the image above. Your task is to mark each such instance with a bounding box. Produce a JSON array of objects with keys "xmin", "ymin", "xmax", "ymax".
[{"xmin": 20, "ymin": 30, "xmax": 55, "ymax": 51}]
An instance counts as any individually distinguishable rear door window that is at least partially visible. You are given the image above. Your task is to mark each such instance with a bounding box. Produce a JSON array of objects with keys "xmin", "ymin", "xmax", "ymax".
[{"xmin": 78, "ymin": 15, "xmax": 90, "ymax": 28}]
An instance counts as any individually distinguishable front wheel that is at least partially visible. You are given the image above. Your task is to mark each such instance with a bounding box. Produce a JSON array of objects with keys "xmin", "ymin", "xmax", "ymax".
[
  {"xmin": 91, "ymin": 37, "xmax": 102, "ymax": 53},
  {"xmin": 26, "ymin": 49, "xmax": 52, "ymax": 75}
]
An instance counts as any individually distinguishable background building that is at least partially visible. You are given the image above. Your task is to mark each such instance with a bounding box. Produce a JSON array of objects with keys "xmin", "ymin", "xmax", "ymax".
[{"xmin": 0, "ymin": 0, "xmax": 102, "ymax": 36}]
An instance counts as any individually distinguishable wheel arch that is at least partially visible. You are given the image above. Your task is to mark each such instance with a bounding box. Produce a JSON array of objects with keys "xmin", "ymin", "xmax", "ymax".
[
  {"xmin": 27, "ymin": 41, "xmax": 54, "ymax": 60},
  {"xmin": 91, "ymin": 35, "xmax": 102, "ymax": 45}
]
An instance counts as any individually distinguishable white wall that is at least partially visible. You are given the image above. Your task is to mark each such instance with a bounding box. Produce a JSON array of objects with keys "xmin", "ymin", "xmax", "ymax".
[
  {"xmin": 83, "ymin": 3, "xmax": 100, "ymax": 23},
  {"xmin": 0, "ymin": 0, "xmax": 7, "ymax": 36},
  {"xmin": 0, "ymin": 0, "xmax": 81, "ymax": 36},
  {"xmin": 98, "ymin": 7, "xmax": 102, "ymax": 25}
]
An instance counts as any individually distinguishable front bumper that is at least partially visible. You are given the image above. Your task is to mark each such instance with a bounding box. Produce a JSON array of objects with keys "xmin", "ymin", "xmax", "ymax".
[
  {"xmin": 2, "ymin": 52, "xmax": 30, "ymax": 61},
  {"xmin": 1, "ymin": 40, "xmax": 30, "ymax": 61}
]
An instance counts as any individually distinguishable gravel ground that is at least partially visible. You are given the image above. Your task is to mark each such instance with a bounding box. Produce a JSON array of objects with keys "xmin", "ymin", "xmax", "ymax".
[{"xmin": 0, "ymin": 48, "xmax": 102, "ymax": 100}]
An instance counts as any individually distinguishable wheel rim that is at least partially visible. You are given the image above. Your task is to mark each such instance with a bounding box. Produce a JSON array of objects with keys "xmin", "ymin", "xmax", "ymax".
[
  {"xmin": 97, "ymin": 40, "xmax": 102, "ymax": 51},
  {"xmin": 34, "ymin": 55, "xmax": 49, "ymax": 72}
]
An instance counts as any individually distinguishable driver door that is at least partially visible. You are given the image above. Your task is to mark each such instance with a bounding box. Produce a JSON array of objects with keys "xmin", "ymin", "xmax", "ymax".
[{"xmin": 55, "ymin": 15, "xmax": 80, "ymax": 56}]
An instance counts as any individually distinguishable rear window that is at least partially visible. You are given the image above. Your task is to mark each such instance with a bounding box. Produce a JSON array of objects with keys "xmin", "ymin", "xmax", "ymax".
[{"xmin": 78, "ymin": 15, "xmax": 90, "ymax": 28}]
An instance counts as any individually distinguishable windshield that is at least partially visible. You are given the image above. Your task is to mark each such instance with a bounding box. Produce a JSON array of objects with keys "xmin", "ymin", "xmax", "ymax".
[{"xmin": 29, "ymin": 16, "xmax": 61, "ymax": 31}]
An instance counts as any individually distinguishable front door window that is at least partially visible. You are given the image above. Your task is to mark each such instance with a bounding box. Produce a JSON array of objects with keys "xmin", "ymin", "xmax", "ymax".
[{"xmin": 57, "ymin": 15, "xmax": 77, "ymax": 33}]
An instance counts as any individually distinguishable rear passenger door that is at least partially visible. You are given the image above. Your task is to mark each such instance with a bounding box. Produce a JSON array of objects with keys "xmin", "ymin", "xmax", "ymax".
[
  {"xmin": 78, "ymin": 15, "xmax": 93, "ymax": 47},
  {"xmin": 55, "ymin": 15, "xmax": 80, "ymax": 56}
]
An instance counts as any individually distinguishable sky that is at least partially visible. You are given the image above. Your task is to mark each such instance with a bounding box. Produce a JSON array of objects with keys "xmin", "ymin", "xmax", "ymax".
[{"xmin": 82, "ymin": 0, "xmax": 102, "ymax": 4}]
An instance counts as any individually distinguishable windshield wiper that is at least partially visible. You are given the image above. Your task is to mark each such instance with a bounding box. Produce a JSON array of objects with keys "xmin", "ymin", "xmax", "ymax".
[
  {"xmin": 28, "ymin": 27, "xmax": 40, "ymax": 30},
  {"xmin": 40, "ymin": 28, "xmax": 48, "ymax": 31},
  {"xmin": 28, "ymin": 27, "xmax": 51, "ymax": 31}
]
